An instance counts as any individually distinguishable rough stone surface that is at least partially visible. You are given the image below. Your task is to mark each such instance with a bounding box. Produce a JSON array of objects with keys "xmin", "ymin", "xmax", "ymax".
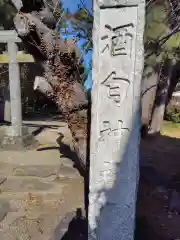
[
  {"xmin": 7, "ymin": 41, "xmax": 22, "ymax": 139},
  {"xmin": 13, "ymin": 165, "xmax": 60, "ymax": 178},
  {"xmin": 0, "ymin": 122, "xmax": 84, "ymax": 237},
  {"xmin": 1, "ymin": 133, "xmax": 37, "ymax": 151},
  {"xmin": 89, "ymin": 1, "xmax": 145, "ymax": 239},
  {"xmin": 53, "ymin": 211, "xmax": 76, "ymax": 239},
  {"xmin": 0, "ymin": 122, "xmax": 84, "ymax": 239},
  {"xmin": 0, "ymin": 200, "xmax": 10, "ymax": 222},
  {"xmin": 0, "ymin": 159, "xmax": 76, "ymax": 181},
  {"xmin": 0, "ymin": 177, "xmax": 7, "ymax": 185},
  {"xmin": 12, "ymin": 164, "xmax": 77, "ymax": 178},
  {"xmin": 0, "ymin": 178, "xmax": 59, "ymax": 192},
  {"xmin": 0, "ymin": 176, "xmax": 84, "ymax": 239}
]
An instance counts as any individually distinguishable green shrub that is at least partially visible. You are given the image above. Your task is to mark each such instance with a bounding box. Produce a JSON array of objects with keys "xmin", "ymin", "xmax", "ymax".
[{"xmin": 165, "ymin": 101, "xmax": 180, "ymax": 123}]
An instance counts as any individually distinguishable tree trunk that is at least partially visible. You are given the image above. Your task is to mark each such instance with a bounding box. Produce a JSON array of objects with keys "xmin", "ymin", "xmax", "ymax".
[
  {"xmin": 141, "ymin": 65, "xmax": 160, "ymax": 136},
  {"xmin": 149, "ymin": 59, "xmax": 174, "ymax": 135},
  {"xmin": 165, "ymin": 62, "xmax": 180, "ymax": 107},
  {"xmin": 10, "ymin": 0, "xmax": 88, "ymax": 172}
]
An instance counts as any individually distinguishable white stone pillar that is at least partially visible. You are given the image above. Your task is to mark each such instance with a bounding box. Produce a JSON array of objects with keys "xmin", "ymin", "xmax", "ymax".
[
  {"xmin": 89, "ymin": 1, "xmax": 145, "ymax": 239},
  {"xmin": 7, "ymin": 41, "xmax": 22, "ymax": 137},
  {"xmin": 4, "ymin": 86, "xmax": 11, "ymax": 122}
]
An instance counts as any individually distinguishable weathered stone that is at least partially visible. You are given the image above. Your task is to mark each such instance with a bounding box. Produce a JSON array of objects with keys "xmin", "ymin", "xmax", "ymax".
[
  {"xmin": 0, "ymin": 162, "xmax": 17, "ymax": 176},
  {"xmin": 61, "ymin": 157, "xmax": 74, "ymax": 168},
  {"xmin": 0, "ymin": 200, "xmax": 10, "ymax": 222},
  {"xmin": 7, "ymin": 41, "xmax": 22, "ymax": 139},
  {"xmin": 0, "ymin": 178, "xmax": 55, "ymax": 192},
  {"xmin": 0, "ymin": 163, "xmax": 63, "ymax": 179},
  {"xmin": 13, "ymin": 165, "xmax": 60, "ymax": 178},
  {"xmin": 53, "ymin": 210, "xmax": 86, "ymax": 240},
  {"xmin": 0, "ymin": 164, "xmax": 76, "ymax": 179},
  {"xmin": 0, "ymin": 100, "xmax": 11, "ymax": 122},
  {"xmin": 89, "ymin": 0, "xmax": 145, "ymax": 239},
  {"xmin": 0, "ymin": 39, "xmax": 35, "ymax": 151},
  {"xmin": 0, "ymin": 177, "xmax": 7, "ymax": 185},
  {"xmin": 6, "ymin": 217, "xmax": 39, "ymax": 240},
  {"xmin": 0, "ymin": 131, "xmax": 38, "ymax": 151},
  {"xmin": 12, "ymin": 164, "xmax": 77, "ymax": 179},
  {"xmin": 57, "ymin": 165, "xmax": 78, "ymax": 177},
  {"xmin": 0, "ymin": 151, "xmax": 75, "ymax": 178},
  {"xmin": 0, "ymin": 122, "xmax": 84, "ymax": 238},
  {"xmin": 0, "ymin": 150, "xmax": 61, "ymax": 166}
]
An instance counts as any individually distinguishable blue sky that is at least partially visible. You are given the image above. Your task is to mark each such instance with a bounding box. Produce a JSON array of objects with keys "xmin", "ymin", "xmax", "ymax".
[
  {"xmin": 61, "ymin": 0, "xmax": 92, "ymax": 90},
  {"xmin": 62, "ymin": 0, "xmax": 92, "ymax": 13}
]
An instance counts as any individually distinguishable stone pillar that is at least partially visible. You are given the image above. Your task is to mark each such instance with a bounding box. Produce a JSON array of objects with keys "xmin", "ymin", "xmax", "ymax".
[
  {"xmin": 7, "ymin": 41, "xmax": 22, "ymax": 137},
  {"xmin": 1, "ymin": 41, "xmax": 34, "ymax": 149},
  {"xmin": 89, "ymin": 1, "xmax": 145, "ymax": 239},
  {"xmin": 4, "ymin": 85, "xmax": 11, "ymax": 123}
]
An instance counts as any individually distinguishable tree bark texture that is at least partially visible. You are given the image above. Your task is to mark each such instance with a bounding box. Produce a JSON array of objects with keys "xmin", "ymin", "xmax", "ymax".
[
  {"xmin": 10, "ymin": 0, "xmax": 88, "ymax": 171},
  {"xmin": 149, "ymin": 59, "xmax": 175, "ymax": 135},
  {"xmin": 141, "ymin": 65, "xmax": 160, "ymax": 135},
  {"xmin": 165, "ymin": 62, "xmax": 180, "ymax": 106}
]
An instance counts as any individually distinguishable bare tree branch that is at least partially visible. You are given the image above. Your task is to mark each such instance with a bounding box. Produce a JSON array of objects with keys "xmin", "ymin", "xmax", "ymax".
[
  {"xmin": 10, "ymin": 0, "xmax": 89, "ymax": 170},
  {"xmin": 34, "ymin": 76, "xmax": 55, "ymax": 98}
]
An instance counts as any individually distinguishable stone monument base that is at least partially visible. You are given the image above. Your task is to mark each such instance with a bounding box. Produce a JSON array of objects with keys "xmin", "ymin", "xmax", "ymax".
[{"xmin": 0, "ymin": 126, "xmax": 38, "ymax": 150}]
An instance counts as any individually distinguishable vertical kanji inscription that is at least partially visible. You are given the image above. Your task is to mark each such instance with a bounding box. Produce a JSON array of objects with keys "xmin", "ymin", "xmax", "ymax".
[{"xmin": 89, "ymin": 3, "xmax": 144, "ymax": 239}]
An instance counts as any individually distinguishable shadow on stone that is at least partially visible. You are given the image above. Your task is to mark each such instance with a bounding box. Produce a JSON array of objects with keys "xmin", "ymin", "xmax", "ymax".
[
  {"xmin": 31, "ymin": 126, "xmax": 47, "ymax": 136},
  {"xmin": 0, "ymin": 121, "xmax": 11, "ymax": 126},
  {"xmin": 28, "ymin": 123, "xmax": 63, "ymax": 137},
  {"xmin": 53, "ymin": 208, "xmax": 87, "ymax": 240},
  {"xmin": 37, "ymin": 146, "xmax": 60, "ymax": 151},
  {"xmin": 56, "ymin": 133, "xmax": 86, "ymax": 177}
]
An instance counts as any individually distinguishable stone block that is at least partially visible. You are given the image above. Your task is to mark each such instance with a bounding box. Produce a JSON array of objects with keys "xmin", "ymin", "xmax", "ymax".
[
  {"xmin": 0, "ymin": 178, "xmax": 56, "ymax": 193},
  {"xmin": 0, "ymin": 200, "xmax": 10, "ymax": 222},
  {"xmin": 0, "ymin": 126, "xmax": 38, "ymax": 150},
  {"xmin": 89, "ymin": 0, "xmax": 145, "ymax": 239}
]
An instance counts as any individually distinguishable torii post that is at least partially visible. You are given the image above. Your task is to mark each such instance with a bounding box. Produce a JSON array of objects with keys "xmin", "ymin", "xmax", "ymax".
[{"xmin": 0, "ymin": 30, "xmax": 34, "ymax": 147}]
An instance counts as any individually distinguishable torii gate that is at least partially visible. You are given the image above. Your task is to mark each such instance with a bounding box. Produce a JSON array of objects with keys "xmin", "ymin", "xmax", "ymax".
[
  {"xmin": 0, "ymin": 30, "xmax": 34, "ymax": 148},
  {"xmin": 0, "ymin": 30, "xmax": 78, "ymax": 148}
]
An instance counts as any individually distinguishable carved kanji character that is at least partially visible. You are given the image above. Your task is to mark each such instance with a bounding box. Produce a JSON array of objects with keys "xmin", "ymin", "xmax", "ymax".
[
  {"xmin": 101, "ymin": 71, "xmax": 130, "ymax": 106},
  {"xmin": 101, "ymin": 23, "xmax": 134, "ymax": 58},
  {"xmin": 100, "ymin": 120, "xmax": 129, "ymax": 140}
]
